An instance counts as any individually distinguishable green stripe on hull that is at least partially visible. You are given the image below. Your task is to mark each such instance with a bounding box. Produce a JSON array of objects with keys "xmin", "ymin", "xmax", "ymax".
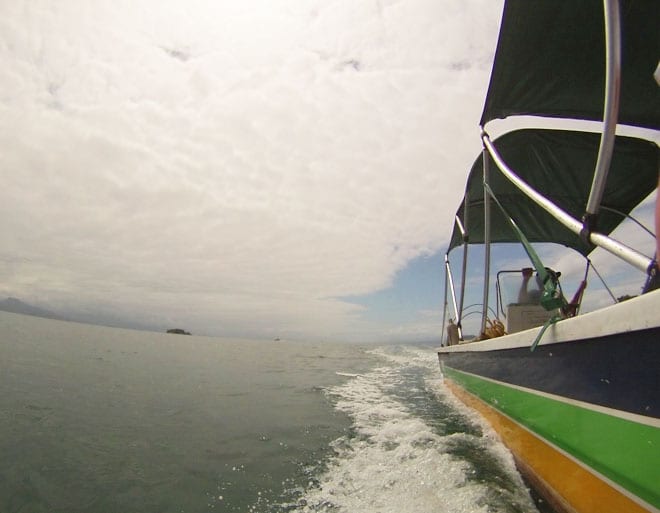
[{"xmin": 443, "ymin": 366, "xmax": 660, "ymax": 509}]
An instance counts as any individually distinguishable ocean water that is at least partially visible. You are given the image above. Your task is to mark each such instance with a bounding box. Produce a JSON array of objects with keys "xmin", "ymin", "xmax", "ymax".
[{"xmin": 0, "ymin": 312, "xmax": 549, "ymax": 513}]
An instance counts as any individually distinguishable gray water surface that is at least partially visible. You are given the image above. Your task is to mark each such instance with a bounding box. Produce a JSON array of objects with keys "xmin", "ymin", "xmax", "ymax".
[
  {"xmin": 1, "ymin": 312, "xmax": 549, "ymax": 513},
  {"xmin": 0, "ymin": 312, "xmax": 376, "ymax": 512}
]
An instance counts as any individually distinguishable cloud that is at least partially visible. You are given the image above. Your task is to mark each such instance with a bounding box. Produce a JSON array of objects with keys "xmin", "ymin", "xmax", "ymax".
[{"xmin": 1, "ymin": 0, "xmax": 503, "ymax": 340}]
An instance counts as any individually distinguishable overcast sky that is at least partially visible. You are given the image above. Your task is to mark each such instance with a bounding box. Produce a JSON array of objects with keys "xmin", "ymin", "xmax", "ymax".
[
  {"xmin": 1, "ymin": 0, "xmax": 512, "ymax": 341},
  {"xmin": 8, "ymin": 1, "xmax": 655, "ymax": 347}
]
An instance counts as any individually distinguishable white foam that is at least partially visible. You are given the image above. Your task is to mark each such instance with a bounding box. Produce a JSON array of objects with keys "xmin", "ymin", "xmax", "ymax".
[
  {"xmin": 427, "ymin": 375, "xmax": 527, "ymax": 479},
  {"xmin": 366, "ymin": 346, "xmax": 440, "ymax": 371},
  {"xmin": 293, "ymin": 346, "xmax": 539, "ymax": 513}
]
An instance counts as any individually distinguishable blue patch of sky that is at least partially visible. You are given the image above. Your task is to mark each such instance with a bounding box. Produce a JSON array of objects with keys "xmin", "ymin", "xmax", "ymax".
[
  {"xmin": 344, "ymin": 243, "xmax": 547, "ymax": 328},
  {"xmin": 340, "ymin": 251, "xmax": 446, "ymax": 324}
]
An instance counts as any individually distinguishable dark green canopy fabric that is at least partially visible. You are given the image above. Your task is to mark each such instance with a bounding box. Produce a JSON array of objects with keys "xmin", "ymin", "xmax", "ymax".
[
  {"xmin": 448, "ymin": 129, "xmax": 659, "ymax": 255},
  {"xmin": 480, "ymin": 0, "xmax": 660, "ymax": 129}
]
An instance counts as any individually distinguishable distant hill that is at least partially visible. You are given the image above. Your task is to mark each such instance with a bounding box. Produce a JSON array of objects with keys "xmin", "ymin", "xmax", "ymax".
[
  {"xmin": 0, "ymin": 297, "xmax": 68, "ymax": 321},
  {"xmin": 0, "ymin": 297, "xmax": 180, "ymax": 334}
]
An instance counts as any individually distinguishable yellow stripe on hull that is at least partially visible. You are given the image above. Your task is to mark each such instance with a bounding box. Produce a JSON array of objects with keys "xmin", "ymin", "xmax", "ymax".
[{"xmin": 444, "ymin": 379, "xmax": 653, "ymax": 513}]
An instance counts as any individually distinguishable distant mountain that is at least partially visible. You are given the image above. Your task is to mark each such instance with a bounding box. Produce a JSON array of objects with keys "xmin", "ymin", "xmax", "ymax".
[
  {"xmin": 0, "ymin": 297, "xmax": 176, "ymax": 334},
  {"xmin": 0, "ymin": 297, "xmax": 68, "ymax": 321}
]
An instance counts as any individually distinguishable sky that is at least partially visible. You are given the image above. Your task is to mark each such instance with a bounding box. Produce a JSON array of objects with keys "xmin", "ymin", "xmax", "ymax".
[{"xmin": 1, "ymin": 1, "xmax": 656, "ymax": 343}]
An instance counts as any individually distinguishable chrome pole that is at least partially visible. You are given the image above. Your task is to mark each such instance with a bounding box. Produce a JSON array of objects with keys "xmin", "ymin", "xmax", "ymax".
[
  {"xmin": 441, "ymin": 257, "xmax": 449, "ymax": 346},
  {"xmin": 457, "ymin": 199, "xmax": 469, "ymax": 334},
  {"xmin": 482, "ymin": 133, "xmax": 653, "ymax": 273},
  {"xmin": 585, "ymin": 0, "xmax": 621, "ymax": 218},
  {"xmin": 481, "ymin": 142, "xmax": 491, "ymax": 336},
  {"xmin": 445, "ymin": 254, "xmax": 462, "ymax": 340}
]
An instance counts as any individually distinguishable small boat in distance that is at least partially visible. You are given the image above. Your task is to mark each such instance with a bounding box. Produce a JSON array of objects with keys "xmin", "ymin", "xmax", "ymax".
[{"xmin": 438, "ymin": 2, "xmax": 659, "ymax": 513}]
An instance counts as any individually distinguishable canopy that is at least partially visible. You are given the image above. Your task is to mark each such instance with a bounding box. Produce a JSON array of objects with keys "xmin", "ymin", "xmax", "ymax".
[
  {"xmin": 480, "ymin": 0, "xmax": 660, "ymax": 129},
  {"xmin": 448, "ymin": 129, "xmax": 659, "ymax": 255}
]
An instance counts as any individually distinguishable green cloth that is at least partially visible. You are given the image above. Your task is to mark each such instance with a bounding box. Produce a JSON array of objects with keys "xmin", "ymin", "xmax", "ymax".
[
  {"xmin": 448, "ymin": 129, "xmax": 659, "ymax": 255},
  {"xmin": 481, "ymin": 0, "xmax": 660, "ymax": 129}
]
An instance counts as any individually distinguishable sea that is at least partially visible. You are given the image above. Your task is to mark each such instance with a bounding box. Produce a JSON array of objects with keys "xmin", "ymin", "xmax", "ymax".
[{"xmin": 0, "ymin": 311, "xmax": 553, "ymax": 513}]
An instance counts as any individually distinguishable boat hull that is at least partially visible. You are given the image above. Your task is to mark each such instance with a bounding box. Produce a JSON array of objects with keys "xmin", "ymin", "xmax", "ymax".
[{"xmin": 438, "ymin": 292, "xmax": 660, "ymax": 513}]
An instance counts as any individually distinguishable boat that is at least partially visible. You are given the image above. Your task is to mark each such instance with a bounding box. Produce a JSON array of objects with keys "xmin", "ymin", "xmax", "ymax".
[{"xmin": 437, "ymin": 1, "xmax": 659, "ymax": 512}]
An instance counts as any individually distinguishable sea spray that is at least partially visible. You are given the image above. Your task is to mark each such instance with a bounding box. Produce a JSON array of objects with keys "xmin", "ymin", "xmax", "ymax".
[{"xmin": 291, "ymin": 345, "xmax": 541, "ymax": 513}]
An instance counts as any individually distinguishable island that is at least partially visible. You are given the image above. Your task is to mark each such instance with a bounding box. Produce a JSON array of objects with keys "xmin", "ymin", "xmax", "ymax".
[{"xmin": 166, "ymin": 328, "xmax": 191, "ymax": 335}]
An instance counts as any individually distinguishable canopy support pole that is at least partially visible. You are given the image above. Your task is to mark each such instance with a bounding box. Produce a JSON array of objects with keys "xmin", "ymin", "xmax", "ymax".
[
  {"xmin": 480, "ymin": 143, "xmax": 492, "ymax": 336},
  {"xmin": 481, "ymin": 133, "xmax": 653, "ymax": 273},
  {"xmin": 441, "ymin": 258, "xmax": 449, "ymax": 346},
  {"xmin": 583, "ymin": 0, "xmax": 621, "ymax": 231},
  {"xmin": 457, "ymin": 201, "xmax": 470, "ymax": 339},
  {"xmin": 445, "ymin": 254, "xmax": 463, "ymax": 340}
]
